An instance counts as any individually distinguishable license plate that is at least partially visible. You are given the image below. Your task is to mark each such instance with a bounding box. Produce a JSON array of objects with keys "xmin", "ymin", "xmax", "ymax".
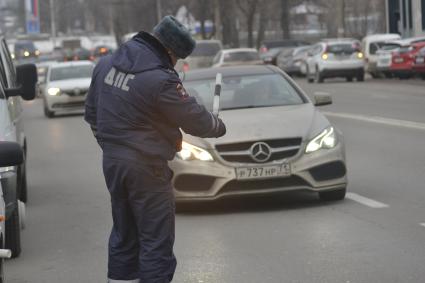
[
  {"xmin": 394, "ymin": 58, "xmax": 404, "ymax": 63},
  {"xmin": 378, "ymin": 58, "xmax": 390, "ymax": 67},
  {"xmin": 416, "ymin": 57, "xmax": 424, "ymax": 64},
  {"xmin": 236, "ymin": 163, "xmax": 291, "ymax": 180}
]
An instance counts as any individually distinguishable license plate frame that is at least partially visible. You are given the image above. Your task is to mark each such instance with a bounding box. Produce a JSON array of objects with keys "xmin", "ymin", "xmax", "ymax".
[
  {"xmin": 416, "ymin": 57, "xmax": 425, "ymax": 64},
  {"xmin": 236, "ymin": 163, "xmax": 291, "ymax": 180}
]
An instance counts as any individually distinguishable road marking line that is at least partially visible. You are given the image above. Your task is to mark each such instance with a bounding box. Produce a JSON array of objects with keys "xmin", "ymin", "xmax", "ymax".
[
  {"xmin": 346, "ymin": 192, "xmax": 389, "ymax": 208},
  {"xmin": 323, "ymin": 112, "xmax": 425, "ymax": 131},
  {"xmin": 420, "ymin": 223, "xmax": 425, "ymax": 228}
]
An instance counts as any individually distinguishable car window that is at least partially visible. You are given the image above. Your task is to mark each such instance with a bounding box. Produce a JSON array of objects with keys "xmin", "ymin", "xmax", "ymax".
[
  {"xmin": 380, "ymin": 44, "xmax": 400, "ymax": 51},
  {"xmin": 49, "ymin": 65, "xmax": 94, "ymax": 81},
  {"xmin": 0, "ymin": 55, "xmax": 8, "ymax": 89},
  {"xmin": 1, "ymin": 40, "xmax": 17, "ymax": 85},
  {"xmin": 212, "ymin": 51, "xmax": 221, "ymax": 64},
  {"xmin": 184, "ymin": 73, "xmax": 305, "ymax": 111},
  {"xmin": 326, "ymin": 43, "xmax": 358, "ymax": 54},
  {"xmin": 223, "ymin": 52, "xmax": 259, "ymax": 62},
  {"xmin": 191, "ymin": 42, "xmax": 221, "ymax": 57},
  {"xmin": 312, "ymin": 44, "xmax": 323, "ymax": 55}
]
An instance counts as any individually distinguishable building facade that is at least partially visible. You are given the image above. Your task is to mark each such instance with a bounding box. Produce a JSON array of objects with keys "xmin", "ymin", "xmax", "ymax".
[{"xmin": 387, "ymin": 0, "xmax": 425, "ymax": 37}]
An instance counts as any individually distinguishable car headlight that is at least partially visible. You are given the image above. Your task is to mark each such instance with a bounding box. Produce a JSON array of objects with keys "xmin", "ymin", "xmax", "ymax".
[
  {"xmin": 24, "ymin": 51, "xmax": 30, "ymax": 57},
  {"xmin": 48, "ymin": 87, "xmax": 61, "ymax": 96},
  {"xmin": 305, "ymin": 127, "xmax": 337, "ymax": 153},
  {"xmin": 177, "ymin": 141, "xmax": 214, "ymax": 161}
]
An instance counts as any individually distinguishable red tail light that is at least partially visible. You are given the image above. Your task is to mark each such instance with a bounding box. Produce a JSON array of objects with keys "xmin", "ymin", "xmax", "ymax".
[
  {"xmin": 260, "ymin": 47, "xmax": 268, "ymax": 53},
  {"xmin": 183, "ymin": 63, "xmax": 190, "ymax": 72}
]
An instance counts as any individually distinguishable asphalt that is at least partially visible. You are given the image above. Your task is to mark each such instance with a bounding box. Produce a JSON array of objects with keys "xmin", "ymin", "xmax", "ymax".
[{"xmin": 5, "ymin": 77, "xmax": 425, "ymax": 283}]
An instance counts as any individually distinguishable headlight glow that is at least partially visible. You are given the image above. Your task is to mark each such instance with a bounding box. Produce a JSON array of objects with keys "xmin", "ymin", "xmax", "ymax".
[
  {"xmin": 11, "ymin": 53, "xmax": 15, "ymax": 60},
  {"xmin": 35, "ymin": 50, "xmax": 41, "ymax": 56},
  {"xmin": 177, "ymin": 141, "xmax": 214, "ymax": 161},
  {"xmin": 357, "ymin": 52, "xmax": 364, "ymax": 59},
  {"xmin": 306, "ymin": 127, "xmax": 337, "ymax": 153},
  {"xmin": 24, "ymin": 51, "xmax": 30, "ymax": 57},
  {"xmin": 48, "ymin": 87, "xmax": 61, "ymax": 96},
  {"xmin": 321, "ymin": 53, "xmax": 329, "ymax": 60}
]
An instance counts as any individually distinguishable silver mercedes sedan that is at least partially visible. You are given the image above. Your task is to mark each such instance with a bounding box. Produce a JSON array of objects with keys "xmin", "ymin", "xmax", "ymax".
[{"xmin": 171, "ymin": 65, "xmax": 347, "ymax": 202}]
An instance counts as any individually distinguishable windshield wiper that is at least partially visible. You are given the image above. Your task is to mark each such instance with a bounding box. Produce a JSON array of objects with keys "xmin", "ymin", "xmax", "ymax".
[{"xmin": 221, "ymin": 105, "xmax": 277, "ymax": 111}]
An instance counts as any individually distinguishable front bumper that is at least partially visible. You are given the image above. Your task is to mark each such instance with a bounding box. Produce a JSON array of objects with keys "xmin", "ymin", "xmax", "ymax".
[
  {"xmin": 45, "ymin": 94, "xmax": 86, "ymax": 112},
  {"xmin": 321, "ymin": 67, "xmax": 363, "ymax": 78},
  {"xmin": 170, "ymin": 139, "xmax": 347, "ymax": 202}
]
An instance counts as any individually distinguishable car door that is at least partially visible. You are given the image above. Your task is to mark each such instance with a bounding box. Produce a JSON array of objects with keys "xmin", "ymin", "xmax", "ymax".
[{"xmin": 0, "ymin": 39, "xmax": 23, "ymax": 147}]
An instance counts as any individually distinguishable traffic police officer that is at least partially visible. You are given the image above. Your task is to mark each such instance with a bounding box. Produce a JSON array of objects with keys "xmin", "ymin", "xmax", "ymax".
[{"xmin": 85, "ymin": 16, "xmax": 226, "ymax": 283}]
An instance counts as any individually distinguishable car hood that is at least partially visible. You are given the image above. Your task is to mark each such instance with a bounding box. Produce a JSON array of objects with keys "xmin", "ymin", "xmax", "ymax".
[
  {"xmin": 183, "ymin": 103, "xmax": 331, "ymax": 149},
  {"xmin": 47, "ymin": 78, "xmax": 92, "ymax": 90}
]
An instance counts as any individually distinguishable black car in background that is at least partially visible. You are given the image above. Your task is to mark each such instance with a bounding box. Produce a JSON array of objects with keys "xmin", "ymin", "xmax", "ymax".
[
  {"xmin": 13, "ymin": 41, "xmax": 40, "ymax": 60},
  {"xmin": 259, "ymin": 39, "xmax": 309, "ymax": 65}
]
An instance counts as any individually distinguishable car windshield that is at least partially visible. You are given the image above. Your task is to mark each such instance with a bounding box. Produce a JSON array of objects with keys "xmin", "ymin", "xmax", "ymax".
[
  {"xmin": 326, "ymin": 43, "xmax": 358, "ymax": 54},
  {"xmin": 224, "ymin": 52, "xmax": 259, "ymax": 62},
  {"xmin": 15, "ymin": 42, "xmax": 36, "ymax": 52},
  {"xmin": 380, "ymin": 44, "xmax": 400, "ymax": 51},
  {"xmin": 184, "ymin": 73, "xmax": 305, "ymax": 111},
  {"xmin": 50, "ymin": 65, "xmax": 93, "ymax": 81},
  {"xmin": 191, "ymin": 42, "xmax": 221, "ymax": 57}
]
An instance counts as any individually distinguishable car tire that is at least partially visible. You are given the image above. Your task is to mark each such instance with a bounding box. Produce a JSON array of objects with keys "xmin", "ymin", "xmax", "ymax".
[
  {"xmin": 5, "ymin": 206, "xmax": 21, "ymax": 258},
  {"xmin": 384, "ymin": 72, "xmax": 393, "ymax": 79},
  {"xmin": 44, "ymin": 105, "xmax": 55, "ymax": 118},
  {"xmin": 319, "ymin": 188, "xmax": 346, "ymax": 201},
  {"xmin": 306, "ymin": 67, "xmax": 314, "ymax": 83},
  {"xmin": 357, "ymin": 72, "xmax": 365, "ymax": 82},
  {"xmin": 17, "ymin": 164, "xmax": 28, "ymax": 203},
  {"xmin": 370, "ymin": 72, "xmax": 379, "ymax": 79},
  {"xmin": 346, "ymin": 76, "xmax": 353, "ymax": 82},
  {"xmin": 421, "ymin": 74, "xmax": 425, "ymax": 80},
  {"xmin": 315, "ymin": 67, "xmax": 324, "ymax": 83}
]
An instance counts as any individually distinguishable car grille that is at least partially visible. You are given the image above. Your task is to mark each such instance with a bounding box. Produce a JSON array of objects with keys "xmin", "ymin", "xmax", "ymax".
[
  {"xmin": 220, "ymin": 176, "xmax": 310, "ymax": 194},
  {"xmin": 215, "ymin": 138, "xmax": 302, "ymax": 164},
  {"xmin": 52, "ymin": 101, "xmax": 85, "ymax": 109},
  {"xmin": 62, "ymin": 88, "xmax": 89, "ymax": 96}
]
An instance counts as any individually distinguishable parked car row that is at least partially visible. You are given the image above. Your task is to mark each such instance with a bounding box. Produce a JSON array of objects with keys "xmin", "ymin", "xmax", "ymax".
[{"xmin": 0, "ymin": 36, "xmax": 38, "ymax": 281}]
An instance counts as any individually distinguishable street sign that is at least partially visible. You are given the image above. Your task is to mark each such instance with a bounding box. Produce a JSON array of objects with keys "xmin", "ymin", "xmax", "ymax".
[{"xmin": 25, "ymin": 0, "xmax": 40, "ymax": 34}]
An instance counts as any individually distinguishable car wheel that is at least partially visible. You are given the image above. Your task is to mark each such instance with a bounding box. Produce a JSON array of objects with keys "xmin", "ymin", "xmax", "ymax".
[
  {"xmin": 384, "ymin": 72, "xmax": 393, "ymax": 78},
  {"xmin": 357, "ymin": 72, "xmax": 365, "ymax": 82},
  {"xmin": 315, "ymin": 66, "xmax": 324, "ymax": 83},
  {"xmin": 5, "ymin": 205, "xmax": 21, "ymax": 258},
  {"xmin": 421, "ymin": 74, "xmax": 425, "ymax": 80},
  {"xmin": 346, "ymin": 76, "xmax": 353, "ymax": 82},
  {"xmin": 307, "ymin": 67, "xmax": 314, "ymax": 83},
  {"xmin": 319, "ymin": 187, "xmax": 346, "ymax": 201},
  {"xmin": 17, "ymin": 163, "xmax": 28, "ymax": 203},
  {"xmin": 370, "ymin": 72, "xmax": 379, "ymax": 79},
  {"xmin": 44, "ymin": 104, "xmax": 55, "ymax": 118}
]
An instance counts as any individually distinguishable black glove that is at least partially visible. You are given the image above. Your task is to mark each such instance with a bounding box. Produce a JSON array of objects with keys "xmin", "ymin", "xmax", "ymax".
[{"xmin": 216, "ymin": 117, "xmax": 226, "ymax": 137}]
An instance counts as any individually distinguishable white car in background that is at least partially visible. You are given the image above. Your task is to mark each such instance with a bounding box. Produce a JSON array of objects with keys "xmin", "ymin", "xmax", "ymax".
[
  {"xmin": 176, "ymin": 40, "xmax": 222, "ymax": 72},
  {"xmin": 361, "ymin": 33, "xmax": 401, "ymax": 78},
  {"xmin": 306, "ymin": 38, "xmax": 365, "ymax": 83},
  {"xmin": 42, "ymin": 61, "xmax": 94, "ymax": 118},
  {"xmin": 212, "ymin": 48, "xmax": 263, "ymax": 67}
]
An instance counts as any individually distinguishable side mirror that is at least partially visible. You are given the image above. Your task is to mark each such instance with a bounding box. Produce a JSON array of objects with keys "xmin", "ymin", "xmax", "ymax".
[
  {"xmin": 0, "ymin": 142, "xmax": 23, "ymax": 167},
  {"xmin": 314, "ymin": 92, "xmax": 332, "ymax": 106},
  {"xmin": 6, "ymin": 64, "xmax": 38, "ymax": 101}
]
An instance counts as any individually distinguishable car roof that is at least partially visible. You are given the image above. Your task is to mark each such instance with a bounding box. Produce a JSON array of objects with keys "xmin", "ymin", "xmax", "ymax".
[
  {"xmin": 49, "ymin": 61, "xmax": 94, "ymax": 68},
  {"xmin": 184, "ymin": 65, "xmax": 277, "ymax": 81},
  {"xmin": 221, "ymin": 48, "xmax": 258, "ymax": 54},
  {"xmin": 320, "ymin": 38, "xmax": 359, "ymax": 43},
  {"xmin": 363, "ymin": 34, "xmax": 401, "ymax": 42}
]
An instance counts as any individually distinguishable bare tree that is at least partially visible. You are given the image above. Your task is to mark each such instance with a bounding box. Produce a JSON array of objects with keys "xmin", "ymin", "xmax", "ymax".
[
  {"xmin": 280, "ymin": 0, "xmax": 290, "ymax": 39},
  {"xmin": 236, "ymin": 0, "xmax": 260, "ymax": 47}
]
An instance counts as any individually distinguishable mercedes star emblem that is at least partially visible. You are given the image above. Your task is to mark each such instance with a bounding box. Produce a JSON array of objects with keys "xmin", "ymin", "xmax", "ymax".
[{"xmin": 250, "ymin": 142, "xmax": 272, "ymax": 162}]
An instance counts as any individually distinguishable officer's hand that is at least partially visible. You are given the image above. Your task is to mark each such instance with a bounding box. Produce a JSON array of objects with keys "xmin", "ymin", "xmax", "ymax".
[{"xmin": 216, "ymin": 117, "xmax": 226, "ymax": 137}]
